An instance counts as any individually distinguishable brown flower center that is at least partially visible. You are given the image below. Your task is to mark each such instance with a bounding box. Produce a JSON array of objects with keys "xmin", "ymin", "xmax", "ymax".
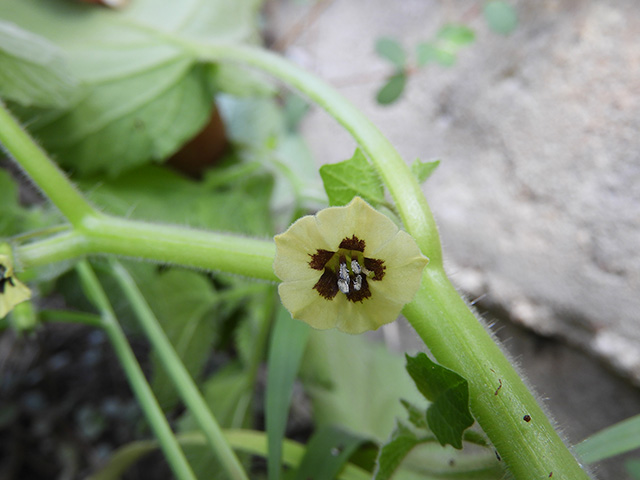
[{"xmin": 308, "ymin": 235, "xmax": 386, "ymax": 303}]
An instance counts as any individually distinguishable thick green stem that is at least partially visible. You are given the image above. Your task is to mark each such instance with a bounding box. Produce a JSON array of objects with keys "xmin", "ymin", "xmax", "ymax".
[
  {"xmin": 109, "ymin": 260, "xmax": 249, "ymax": 480},
  {"xmin": 403, "ymin": 272, "xmax": 590, "ymax": 479},
  {"xmin": 16, "ymin": 215, "xmax": 277, "ymax": 281},
  {"xmin": 75, "ymin": 261, "xmax": 197, "ymax": 480},
  {"xmin": 0, "ymin": 102, "xmax": 97, "ymax": 227}
]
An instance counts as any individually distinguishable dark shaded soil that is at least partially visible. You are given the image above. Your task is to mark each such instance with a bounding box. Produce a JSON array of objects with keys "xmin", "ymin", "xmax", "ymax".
[{"xmin": 0, "ymin": 323, "xmax": 168, "ymax": 480}]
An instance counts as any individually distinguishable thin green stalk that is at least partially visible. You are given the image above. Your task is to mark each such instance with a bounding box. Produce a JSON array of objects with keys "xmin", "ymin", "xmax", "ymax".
[
  {"xmin": 0, "ymin": 102, "xmax": 97, "ymax": 227},
  {"xmin": 75, "ymin": 261, "xmax": 197, "ymax": 480},
  {"xmin": 189, "ymin": 44, "xmax": 590, "ymax": 479},
  {"xmin": 108, "ymin": 260, "xmax": 249, "ymax": 480},
  {"xmin": 40, "ymin": 309, "xmax": 104, "ymax": 328},
  {"xmin": 16, "ymin": 216, "xmax": 277, "ymax": 282}
]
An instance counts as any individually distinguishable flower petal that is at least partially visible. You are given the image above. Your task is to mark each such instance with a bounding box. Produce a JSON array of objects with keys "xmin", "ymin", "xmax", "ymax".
[
  {"xmin": 368, "ymin": 230, "xmax": 429, "ymax": 303},
  {"xmin": 279, "ymin": 278, "xmax": 344, "ymax": 330},
  {"xmin": 335, "ymin": 295, "xmax": 405, "ymax": 334},
  {"xmin": 316, "ymin": 197, "xmax": 398, "ymax": 253},
  {"xmin": 274, "ymin": 214, "xmax": 330, "ymax": 282}
]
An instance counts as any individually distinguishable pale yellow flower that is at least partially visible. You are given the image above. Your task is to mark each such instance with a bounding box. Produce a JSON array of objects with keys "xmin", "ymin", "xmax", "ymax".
[
  {"xmin": 274, "ymin": 197, "xmax": 428, "ymax": 334},
  {"xmin": 0, "ymin": 254, "xmax": 32, "ymax": 319}
]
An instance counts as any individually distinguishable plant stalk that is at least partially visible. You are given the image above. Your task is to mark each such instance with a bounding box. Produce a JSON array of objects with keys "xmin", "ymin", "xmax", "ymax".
[
  {"xmin": 16, "ymin": 216, "xmax": 277, "ymax": 282},
  {"xmin": 0, "ymin": 102, "xmax": 97, "ymax": 227},
  {"xmin": 109, "ymin": 260, "xmax": 249, "ymax": 480},
  {"xmin": 75, "ymin": 261, "xmax": 197, "ymax": 480}
]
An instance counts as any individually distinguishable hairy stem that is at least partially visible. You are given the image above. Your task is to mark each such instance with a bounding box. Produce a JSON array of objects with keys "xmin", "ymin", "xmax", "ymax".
[
  {"xmin": 75, "ymin": 261, "xmax": 197, "ymax": 480},
  {"xmin": 16, "ymin": 216, "xmax": 277, "ymax": 281},
  {"xmin": 0, "ymin": 102, "xmax": 97, "ymax": 226}
]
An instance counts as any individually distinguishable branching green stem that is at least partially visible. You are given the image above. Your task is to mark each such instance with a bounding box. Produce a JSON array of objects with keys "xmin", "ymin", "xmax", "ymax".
[
  {"xmin": 75, "ymin": 261, "xmax": 197, "ymax": 480},
  {"xmin": 109, "ymin": 260, "xmax": 249, "ymax": 480}
]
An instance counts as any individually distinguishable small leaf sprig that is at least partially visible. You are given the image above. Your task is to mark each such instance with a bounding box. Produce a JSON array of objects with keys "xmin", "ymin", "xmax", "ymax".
[{"xmin": 374, "ymin": 1, "xmax": 518, "ymax": 105}]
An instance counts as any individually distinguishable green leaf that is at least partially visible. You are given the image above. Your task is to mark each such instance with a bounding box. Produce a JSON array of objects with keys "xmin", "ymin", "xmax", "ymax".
[
  {"xmin": 575, "ymin": 413, "xmax": 640, "ymax": 463},
  {"xmin": 483, "ymin": 1, "xmax": 518, "ymax": 35},
  {"xmin": 319, "ymin": 149, "xmax": 385, "ymax": 206},
  {"xmin": 405, "ymin": 353, "xmax": 474, "ymax": 449},
  {"xmin": 376, "ymin": 73, "xmax": 407, "ymax": 105},
  {"xmin": 416, "ymin": 42, "xmax": 435, "ymax": 67},
  {"xmin": 375, "ymin": 37, "xmax": 406, "ymax": 69},
  {"xmin": 299, "ymin": 330, "xmax": 427, "ymax": 442},
  {"xmin": 374, "ymin": 422, "xmax": 427, "ymax": 480},
  {"xmin": 138, "ymin": 268, "xmax": 220, "ymax": 410},
  {"xmin": 81, "ymin": 164, "xmax": 273, "ymax": 235},
  {"xmin": 0, "ymin": 20, "xmax": 77, "ymax": 108},
  {"xmin": 436, "ymin": 25, "xmax": 476, "ymax": 46},
  {"xmin": 293, "ymin": 425, "xmax": 371, "ymax": 480},
  {"xmin": 266, "ymin": 308, "xmax": 311, "ymax": 480},
  {"xmin": 410, "ymin": 159, "xmax": 440, "ymax": 183},
  {"xmin": 416, "ymin": 25, "xmax": 475, "ymax": 68},
  {"xmin": 400, "ymin": 399, "xmax": 429, "ymax": 430},
  {"xmin": 0, "ymin": 0, "xmax": 261, "ymax": 177},
  {"xmin": 415, "ymin": 42, "xmax": 453, "ymax": 67}
]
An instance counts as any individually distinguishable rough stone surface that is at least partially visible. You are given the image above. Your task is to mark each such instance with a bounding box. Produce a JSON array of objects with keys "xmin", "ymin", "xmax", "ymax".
[{"xmin": 266, "ymin": 0, "xmax": 640, "ymax": 383}]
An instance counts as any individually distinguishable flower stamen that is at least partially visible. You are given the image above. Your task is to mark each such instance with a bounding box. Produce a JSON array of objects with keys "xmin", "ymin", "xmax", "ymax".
[
  {"xmin": 337, "ymin": 278, "xmax": 350, "ymax": 294},
  {"xmin": 351, "ymin": 259, "xmax": 362, "ymax": 275}
]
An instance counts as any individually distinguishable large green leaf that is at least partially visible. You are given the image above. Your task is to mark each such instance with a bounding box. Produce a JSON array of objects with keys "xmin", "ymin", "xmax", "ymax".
[
  {"xmin": 0, "ymin": 0, "xmax": 261, "ymax": 177},
  {"xmin": 129, "ymin": 266, "xmax": 220, "ymax": 410},
  {"xmin": 0, "ymin": 20, "xmax": 78, "ymax": 108},
  {"xmin": 299, "ymin": 330, "xmax": 427, "ymax": 442},
  {"xmin": 405, "ymin": 353, "xmax": 474, "ymax": 449},
  {"xmin": 80, "ymin": 164, "xmax": 273, "ymax": 235}
]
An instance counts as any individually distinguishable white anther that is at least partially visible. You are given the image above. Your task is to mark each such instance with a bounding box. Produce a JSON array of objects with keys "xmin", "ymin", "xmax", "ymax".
[
  {"xmin": 353, "ymin": 275, "xmax": 362, "ymax": 291},
  {"xmin": 351, "ymin": 259, "xmax": 362, "ymax": 274},
  {"xmin": 337, "ymin": 278, "xmax": 350, "ymax": 294},
  {"xmin": 339, "ymin": 262, "xmax": 349, "ymax": 280}
]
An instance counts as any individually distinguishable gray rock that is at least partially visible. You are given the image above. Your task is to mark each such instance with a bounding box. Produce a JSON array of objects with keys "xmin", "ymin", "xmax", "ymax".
[{"xmin": 267, "ymin": 0, "xmax": 640, "ymax": 383}]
